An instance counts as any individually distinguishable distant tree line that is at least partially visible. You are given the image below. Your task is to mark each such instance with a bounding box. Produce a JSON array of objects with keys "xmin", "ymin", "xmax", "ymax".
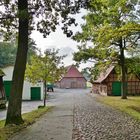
[{"xmin": 0, "ymin": 38, "xmax": 39, "ymax": 68}]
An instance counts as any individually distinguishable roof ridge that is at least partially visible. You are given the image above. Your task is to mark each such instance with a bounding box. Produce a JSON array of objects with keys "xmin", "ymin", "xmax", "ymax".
[
  {"xmin": 62, "ymin": 65, "xmax": 86, "ymax": 79},
  {"xmin": 93, "ymin": 65, "xmax": 115, "ymax": 83}
]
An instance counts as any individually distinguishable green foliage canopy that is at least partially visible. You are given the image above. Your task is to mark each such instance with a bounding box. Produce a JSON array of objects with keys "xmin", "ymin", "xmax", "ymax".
[
  {"xmin": 74, "ymin": 0, "xmax": 140, "ymax": 72},
  {"xmin": 0, "ymin": 0, "xmax": 90, "ymax": 40},
  {"xmin": 0, "ymin": 42, "xmax": 16, "ymax": 67},
  {"xmin": 25, "ymin": 49, "xmax": 65, "ymax": 84},
  {"xmin": 73, "ymin": 0, "xmax": 140, "ymax": 99},
  {"xmin": 0, "ymin": 39, "xmax": 38, "ymax": 67}
]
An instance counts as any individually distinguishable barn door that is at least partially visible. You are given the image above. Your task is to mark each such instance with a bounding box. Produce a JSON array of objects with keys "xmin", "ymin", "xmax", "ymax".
[
  {"xmin": 112, "ymin": 81, "xmax": 121, "ymax": 96},
  {"xmin": 31, "ymin": 87, "xmax": 41, "ymax": 100},
  {"xmin": 4, "ymin": 81, "xmax": 12, "ymax": 100},
  {"xmin": 71, "ymin": 82, "xmax": 77, "ymax": 88}
]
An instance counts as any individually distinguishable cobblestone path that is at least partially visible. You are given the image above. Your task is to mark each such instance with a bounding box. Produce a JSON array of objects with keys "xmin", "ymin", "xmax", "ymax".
[
  {"xmin": 72, "ymin": 93, "xmax": 140, "ymax": 140},
  {"xmin": 9, "ymin": 89, "xmax": 140, "ymax": 140}
]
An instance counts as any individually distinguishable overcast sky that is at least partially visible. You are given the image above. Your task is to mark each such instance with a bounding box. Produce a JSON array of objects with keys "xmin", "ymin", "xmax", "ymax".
[
  {"xmin": 31, "ymin": 26, "xmax": 78, "ymax": 65},
  {"xmin": 31, "ymin": 10, "xmax": 93, "ymax": 71}
]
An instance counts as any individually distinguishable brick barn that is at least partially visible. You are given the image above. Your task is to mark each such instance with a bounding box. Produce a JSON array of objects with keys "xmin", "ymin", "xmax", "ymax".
[
  {"xmin": 92, "ymin": 66, "xmax": 140, "ymax": 96},
  {"xmin": 58, "ymin": 65, "xmax": 87, "ymax": 88}
]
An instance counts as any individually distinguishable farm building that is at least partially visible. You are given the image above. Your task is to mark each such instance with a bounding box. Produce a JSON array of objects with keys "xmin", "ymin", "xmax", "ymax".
[
  {"xmin": 57, "ymin": 65, "xmax": 87, "ymax": 88},
  {"xmin": 92, "ymin": 66, "xmax": 140, "ymax": 96},
  {"xmin": 2, "ymin": 66, "xmax": 44, "ymax": 100},
  {"xmin": 0, "ymin": 69, "xmax": 6, "ymax": 108}
]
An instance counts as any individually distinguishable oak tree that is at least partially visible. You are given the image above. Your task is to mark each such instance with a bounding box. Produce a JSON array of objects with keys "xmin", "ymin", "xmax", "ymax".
[
  {"xmin": 74, "ymin": 0, "xmax": 140, "ymax": 99},
  {"xmin": 0, "ymin": 0, "xmax": 89, "ymax": 125}
]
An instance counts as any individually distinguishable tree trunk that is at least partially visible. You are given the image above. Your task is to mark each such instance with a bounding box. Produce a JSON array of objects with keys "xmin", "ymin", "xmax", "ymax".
[
  {"xmin": 43, "ymin": 81, "xmax": 47, "ymax": 107},
  {"xmin": 5, "ymin": 0, "xmax": 29, "ymax": 125},
  {"xmin": 120, "ymin": 39, "xmax": 127, "ymax": 99}
]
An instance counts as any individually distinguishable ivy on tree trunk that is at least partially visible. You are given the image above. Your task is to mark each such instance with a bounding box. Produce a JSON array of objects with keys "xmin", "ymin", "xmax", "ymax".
[{"xmin": 5, "ymin": 0, "xmax": 29, "ymax": 125}]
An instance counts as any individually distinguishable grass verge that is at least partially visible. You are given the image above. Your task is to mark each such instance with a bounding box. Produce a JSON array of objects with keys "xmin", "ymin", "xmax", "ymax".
[
  {"xmin": 96, "ymin": 96, "xmax": 140, "ymax": 121},
  {"xmin": 0, "ymin": 106, "xmax": 52, "ymax": 140}
]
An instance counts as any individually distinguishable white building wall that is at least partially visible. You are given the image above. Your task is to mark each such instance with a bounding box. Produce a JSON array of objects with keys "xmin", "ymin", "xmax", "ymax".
[
  {"xmin": 22, "ymin": 81, "xmax": 31, "ymax": 100},
  {"xmin": 2, "ymin": 66, "xmax": 44, "ymax": 100},
  {"xmin": 2, "ymin": 66, "xmax": 13, "ymax": 80}
]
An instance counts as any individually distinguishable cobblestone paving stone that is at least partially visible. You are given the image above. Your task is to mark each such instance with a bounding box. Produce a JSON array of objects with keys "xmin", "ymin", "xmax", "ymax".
[{"xmin": 72, "ymin": 93, "xmax": 140, "ymax": 140}]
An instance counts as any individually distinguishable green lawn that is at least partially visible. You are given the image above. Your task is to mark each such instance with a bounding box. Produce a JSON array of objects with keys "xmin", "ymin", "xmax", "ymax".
[
  {"xmin": 96, "ymin": 96, "xmax": 140, "ymax": 121},
  {"xmin": 0, "ymin": 106, "xmax": 51, "ymax": 140}
]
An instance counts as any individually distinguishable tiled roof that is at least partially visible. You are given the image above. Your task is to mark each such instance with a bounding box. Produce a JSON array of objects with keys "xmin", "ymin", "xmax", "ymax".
[
  {"xmin": 63, "ymin": 65, "xmax": 85, "ymax": 78},
  {"xmin": 93, "ymin": 66, "xmax": 115, "ymax": 83}
]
